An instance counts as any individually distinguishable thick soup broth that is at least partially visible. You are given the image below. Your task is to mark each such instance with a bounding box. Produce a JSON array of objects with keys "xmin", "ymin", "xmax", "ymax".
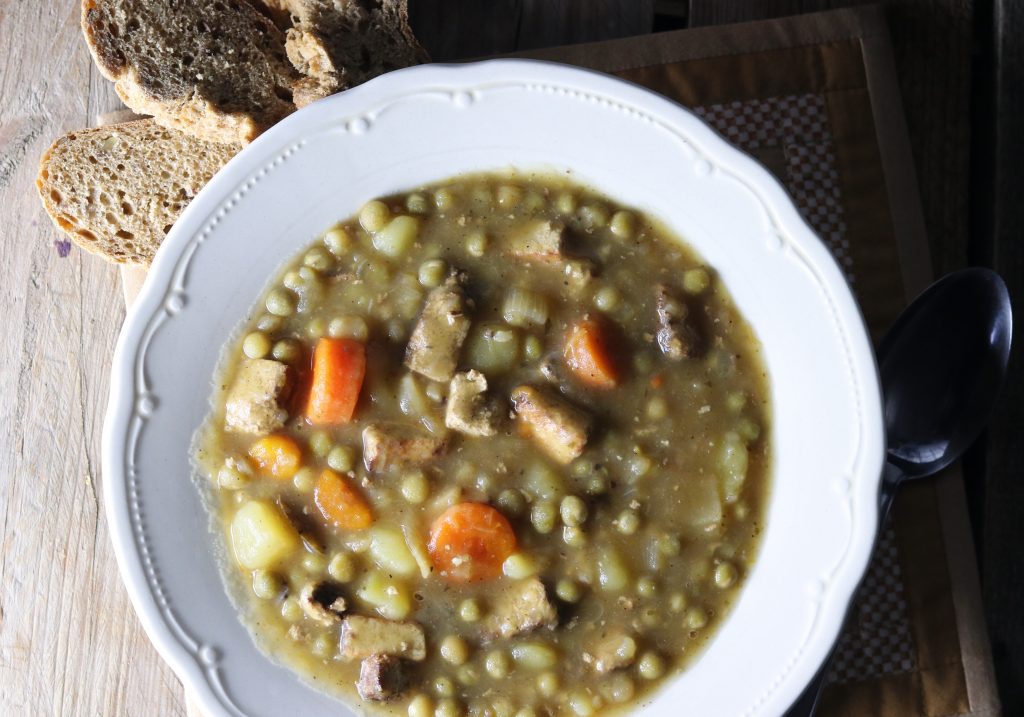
[{"xmin": 196, "ymin": 172, "xmax": 771, "ymax": 716}]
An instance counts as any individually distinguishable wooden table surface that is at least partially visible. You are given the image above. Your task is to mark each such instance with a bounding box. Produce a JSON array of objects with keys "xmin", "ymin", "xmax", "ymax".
[{"xmin": 2, "ymin": 1, "xmax": 1020, "ymax": 715}]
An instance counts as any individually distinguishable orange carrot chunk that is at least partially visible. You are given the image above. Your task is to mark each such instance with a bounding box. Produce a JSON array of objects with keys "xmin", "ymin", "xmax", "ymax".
[
  {"xmin": 314, "ymin": 468, "xmax": 373, "ymax": 530},
  {"xmin": 428, "ymin": 503, "xmax": 517, "ymax": 583},
  {"xmin": 306, "ymin": 338, "xmax": 366, "ymax": 425},
  {"xmin": 564, "ymin": 318, "xmax": 620, "ymax": 389},
  {"xmin": 248, "ymin": 435, "xmax": 303, "ymax": 479}
]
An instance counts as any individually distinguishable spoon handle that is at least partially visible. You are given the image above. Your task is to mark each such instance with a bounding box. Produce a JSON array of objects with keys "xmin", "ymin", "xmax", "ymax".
[{"xmin": 782, "ymin": 463, "xmax": 906, "ymax": 717}]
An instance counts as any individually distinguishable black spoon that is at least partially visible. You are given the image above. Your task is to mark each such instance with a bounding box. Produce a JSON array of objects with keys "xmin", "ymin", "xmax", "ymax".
[{"xmin": 785, "ymin": 268, "xmax": 1013, "ymax": 717}]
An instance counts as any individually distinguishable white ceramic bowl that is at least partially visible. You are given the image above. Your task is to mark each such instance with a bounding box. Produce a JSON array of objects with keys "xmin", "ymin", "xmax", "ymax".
[{"xmin": 103, "ymin": 59, "xmax": 884, "ymax": 717}]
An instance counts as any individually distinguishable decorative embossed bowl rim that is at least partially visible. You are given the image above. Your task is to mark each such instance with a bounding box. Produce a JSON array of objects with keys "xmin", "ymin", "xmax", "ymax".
[{"xmin": 103, "ymin": 60, "xmax": 884, "ymax": 717}]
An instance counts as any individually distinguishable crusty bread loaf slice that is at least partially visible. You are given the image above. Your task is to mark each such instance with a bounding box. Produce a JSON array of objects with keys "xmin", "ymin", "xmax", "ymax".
[
  {"xmin": 281, "ymin": 0, "xmax": 429, "ymax": 107},
  {"xmin": 36, "ymin": 119, "xmax": 239, "ymax": 265},
  {"xmin": 82, "ymin": 0, "xmax": 298, "ymax": 144}
]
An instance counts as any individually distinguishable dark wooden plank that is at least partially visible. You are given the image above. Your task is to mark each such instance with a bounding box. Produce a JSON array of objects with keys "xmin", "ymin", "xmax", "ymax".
[
  {"xmin": 409, "ymin": 0, "xmax": 654, "ymax": 61},
  {"xmin": 516, "ymin": 0, "xmax": 654, "ymax": 50},
  {"xmin": 979, "ymin": 0, "xmax": 1024, "ymax": 710},
  {"xmin": 407, "ymin": 0, "xmax": 522, "ymax": 61}
]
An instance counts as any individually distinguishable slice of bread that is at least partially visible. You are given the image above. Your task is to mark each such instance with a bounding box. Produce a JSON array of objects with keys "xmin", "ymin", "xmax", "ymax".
[
  {"xmin": 281, "ymin": 1, "xmax": 429, "ymax": 107},
  {"xmin": 82, "ymin": 0, "xmax": 298, "ymax": 144},
  {"xmin": 37, "ymin": 119, "xmax": 239, "ymax": 265}
]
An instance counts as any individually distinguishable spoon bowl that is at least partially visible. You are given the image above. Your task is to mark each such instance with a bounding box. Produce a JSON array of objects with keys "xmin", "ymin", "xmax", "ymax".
[{"xmin": 879, "ymin": 268, "xmax": 1012, "ymax": 479}]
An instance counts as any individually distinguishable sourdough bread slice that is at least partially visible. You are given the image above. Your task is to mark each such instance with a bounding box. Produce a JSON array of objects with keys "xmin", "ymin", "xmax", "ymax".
[
  {"xmin": 82, "ymin": 0, "xmax": 298, "ymax": 144},
  {"xmin": 282, "ymin": 0, "xmax": 429, "ymax": 107},
  {"xmin": 36, "ymin": 120, "xmax": 239, "ymax": 265}
]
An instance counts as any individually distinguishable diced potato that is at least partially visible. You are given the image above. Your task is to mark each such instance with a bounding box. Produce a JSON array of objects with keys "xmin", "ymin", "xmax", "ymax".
[
  {"xmin": 398, "ymin": 372, "xmax": 433, "ymax": 419},
  {"xmin": 369, "ymin": 526, "xmax": 419, "ymax": 577},
  {"xmin": 596, "ymin": 546, "xmax": 629, "ymax": 592},
  {"xmin": 524, "ymin": 462, "xmax": 565, "ymax": 502},
  {"xmin": 465, "ymin": 324, "xmax": 521, "ymax": 373},
  {"xmin": 357, "ymin": 571, "xmax": 413, "ymax": 620},
  {"xmin": 372, "ymin": 216, "xmax": 419, "ymax": 257},
  {"xmin": 718, "ymin": 432, "xmax": 749, "ymax": 503},
  {"xmin": 230, "ymin": 500, "xmax": 300, "ymax": 570},
  {"xmin": 679, "ymin": 475, "xmax": 723, "ymax": 533}
]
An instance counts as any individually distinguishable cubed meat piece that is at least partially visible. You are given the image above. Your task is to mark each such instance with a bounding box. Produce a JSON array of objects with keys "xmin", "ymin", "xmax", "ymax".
[
  {"xmin": 506, "ymin": 219, "xmax": 564, "ymax": 261},
  {"xmin": 362, "ymin": 424, "xmax": 447, "ymax": 473},
  {"xmin": 339, "ymin": 615, "xmax": 427, "ymax": 662},
  {"xmin": 655, "ymin": 284, "xmax": 701, "ymax": 360},
  {"xmin": 589, "ymin": 628, "xmax": 638, "ymax": 674},
  {"xmin": 357, "ymin": 653, "xmax": 408, "ymax": 701},
  {"xmin": 445, "ymin": 370, "xmax": 500, "ymax": 437},
  {"xmin": 510, "ymin": 385, "xmax": 590, "ymax": 464},
  {"xmin": 482, "ymin": 577, "xmax": 558, "ymax": 640},
  {"xmin": 299, "ymin": 581, "xmax": 348, "ymax": 625},
  {"xmin": 224, "ymin": 359, "xmax": 289, "ymax": 434},
  {"xmin": 405, "ymin": 275, "xmax": 470, "ymax": 382}
]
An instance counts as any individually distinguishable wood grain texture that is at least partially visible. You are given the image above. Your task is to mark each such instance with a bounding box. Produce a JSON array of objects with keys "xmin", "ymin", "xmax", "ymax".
[
  {"xmin": 983, "ymin": 0, "xmax": 1024, "ymax": 710},
  {"xmin": 408, "ymin": 0, "xmax": 654, "ymax": 60},
  {"xmin": 0, "ymin": 2, "xmax": 185, "ymax": 715}
]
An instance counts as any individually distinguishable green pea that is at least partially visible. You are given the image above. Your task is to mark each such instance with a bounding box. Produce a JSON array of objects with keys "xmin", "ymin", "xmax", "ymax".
[
  {"xmin": 327, "ymin": 552, "xmax": 356, "ymax": 582},
  {"xmin": 686, "ymin": 606, "xmax": 708, "ymax": 630},
  {"xmin": 359, "ymin": 200, "xmax": 391, "ymax": 233},
  {"xmin": 458, "ymin": 598, "xmax": 482, "ymax": 623},
  {"xmin": 251, "ymin": 569, "xmax": 282, "ymax": 599},
  {"xmin": 610, "ymin": 210, "xmax": 636, "ymax": 239},
  {"xmin": 560, "ymin": 495, "xmax": 588, "ymax": 527},
  {"xmin": 280, "ymin": 597, "xmax": 302, "ymax": 622},
  {"xmin": 401, "ymin": 472, "xmax": 430, "ymax": 504},
  {"xmin": 271, "ymin": 339, "xmax": 301, "ymax": 363},
  {"xmin": 714, "ymin": 562, "xmax": 738, "ymax": 589},
  {"xmin": 323, "ymin": 226, "xmax": 352, "ymax": 256},
  {"xmin": 593, "ymin": 285, "xmax": 621, "ymax": 312},
  {"xmin": 496, "ymin": 488, "xmax": 527, "ymax": 517},
  {"xmin": 484, "ymin": 650, "xmax": 510, "ymax": 679},
  {"xmin": 637, "ymin": 651, "xmax": 665, "ymax": 680},
  {"xmin": 303, "ymin": 246, "xmax": 334, "ymax": 272},
  {"xmin": 616, "ymin": 509, "xmax": 640, "ymax": 535},
  {"xmin": 327, "ymin": 445, "xmax": 356, "ymax": 472},
  {"xmin": 440, "ymin": 635, "xmax": 470, "ymax": 666},
  {"xmin": 418, "ymin": 259, "xmax": 447, "ymax": 288},
  {"xmin": 408, "ymin": 695, "xmax": 433, "ymax": 717},
  {"xmin": 555, "ymin": 578, "xmax": 581, "ymax": 603},
  {"xmin": 682, "ymin": 267, "xmax": 711, "ymax": 294},
  {"xmin": 242, "ymin": 331, "xmax": 271, "ymax": 359},
  {"xmin": 555, "ymin": 192, "xmax": 577, "ymax": 215},
  {"xmin": 434, "ymin": 188, "xmax": 456, "ymax": 211},
  {"xmin": 292, "ymin": 467, "xmax": 317, "ymax": 492},
  {"xmin": 309, "ymin": 430, "xmax": 332, "ymax": 458},
  {"xmin": 406, "ymin": 193, "xmax": 431, "ymax": 214},
  {"xmin": 562, "ymin": 526, "xmax": 587, "ymax": 548},
  {"xmin": 265, "ymin": 288, "xmax": 296, "ymax": 316},
  {"xmin": 638, "ymin": 576, "xmax": 657, "ymax": 598},
  {"xmin": 433, "ymin": 676, "xmax": 455, "ymax": 698},
  {"xmin": 465, "ymin": 230, "xmax": 488, "ymax": 258},
  {"xmin": 531, "ymin": 501, "xmax": 557, "ymax": 534},
  {"xmin": 256, "ymin": 314, "xmax": 283, "ymax": 332},
  {"xmin": 523, "ymin": 335, "xmax": 543, "ymax": 361}
]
